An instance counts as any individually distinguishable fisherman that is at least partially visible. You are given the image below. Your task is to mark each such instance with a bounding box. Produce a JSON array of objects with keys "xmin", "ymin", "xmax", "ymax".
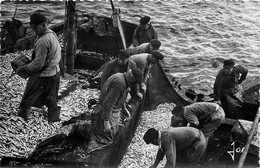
[
  {"xmin": 90, "ymin": 69, "xmax": 143, "ymax": 148},
  {"xmin": 213, "ymin": 59, "xmax": 248, "ymax": 119},
  {"xmin": 126, "ymin": 39, "xmax": 161, "ymax": 56},
  {"xmin": 1, "ymin": 18, "xmax": 25, "ymax": 54},
  {"xmin": 171, "ymin": 102, "xmax": 225, "ymax": 161},
  {"xmin": 132, "ymin": 16, "xmax": 159, "ymax": 47},
  {"xmin": 100, "ymin": 49, "xmax": 137, "ymax": 89},
  {"xmin": 129, "ymin": 50, "xmax": 164, "ymax": 77},
  {"xmin": 101, "ymin": 49, "xmax": 145, "ymax": 115},
  {"xmin": 127, "ymin": 50, "xmax": 163, "ymax": 110},
  {"xmin": 143, "ymin": 127, "xmax": 206, "ymax": 168},
  {"xmin": 16, "ymin": 13, "xmax": 61, "ymax": 123}
]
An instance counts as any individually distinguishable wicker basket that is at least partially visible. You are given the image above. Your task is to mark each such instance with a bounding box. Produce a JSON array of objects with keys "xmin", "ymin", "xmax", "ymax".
[{"xmin": 11, "ymin": 54, "xmax": 31, "ymax": 78}]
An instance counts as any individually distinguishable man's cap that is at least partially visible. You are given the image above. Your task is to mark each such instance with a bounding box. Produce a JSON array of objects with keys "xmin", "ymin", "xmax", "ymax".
[
  {"xmin": 143, "ymin": 128, "xmax": 158, "ymax": 144},
  {"xmin": 150, "ymin": 39, "xmax": 161, "ymax": 48},
  {"xmin": 223, "ymin": 59, "xmax": 235, "ymax": 67},
  {"xmin": 151, "ymin": 50, "xmax": 164, "ymax": 60},
  {"xmin": 131, "ymin": 68, "xmax": 143, "ymax": 85},
  {"xmin": 30, "ymin": 13, "xmax": 47, "ymax": 25},
  {"xmin": 140, "ymin": 16, "xmax": 151, "ymax": 25},
  {"xmin": 118, "ymin": 49, "xmax": 130, "ymax": 59}
]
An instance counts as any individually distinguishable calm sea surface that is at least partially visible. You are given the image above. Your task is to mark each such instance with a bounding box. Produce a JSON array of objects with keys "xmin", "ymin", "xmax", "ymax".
[{"xmin": 1, "ymin": 1, "xmax": 260, "ymax": 94}]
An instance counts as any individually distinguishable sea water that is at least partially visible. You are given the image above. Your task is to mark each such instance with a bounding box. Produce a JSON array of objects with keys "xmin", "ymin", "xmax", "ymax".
[{"xmin": 1, "ymin": 1, "xmax": 260, "ymax": 95}]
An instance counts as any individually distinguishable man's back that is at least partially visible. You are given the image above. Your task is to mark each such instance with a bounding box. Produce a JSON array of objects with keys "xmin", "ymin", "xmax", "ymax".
[
  {"xmin": 161, "ymin": 127, "xmax": 201, "ymax": 151},
  {"xmin": 127, "ymin": 43, "xmax": 150, "ymax": 56},
  {"xmin": 184, "ymin": 102, "xmax": 219, "ymax": 120},
  {"xmin": 129, "ymin": 53, "xmax": 149, "ymax": 72}
]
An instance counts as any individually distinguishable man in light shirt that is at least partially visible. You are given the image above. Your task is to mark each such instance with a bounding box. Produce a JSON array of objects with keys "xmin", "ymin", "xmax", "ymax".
[
  {"xmin": 143, "ymin": 127, "xmax": 206, "ymax": 168},
  {"xmin": 171, "ymin": 102, "xmax": 225, "ymax": 161}
]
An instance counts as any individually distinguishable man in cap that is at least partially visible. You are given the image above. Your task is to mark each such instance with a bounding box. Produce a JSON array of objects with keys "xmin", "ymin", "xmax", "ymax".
[
  {"xmin": 127, "ymin": 50, "xmax": 164, "ymax": 110},
  {"xmin": 213, "ymin": 59, "xmax": 248, "ymax": 119},
  {"xmin": 91, "ymin": 68, "xmax": 143, "ymax": 147},
  {"xmin": 171, "ymin": 102, "xmax": 225, "ymax": 162},
  {"xmin": 127, "ymin": 39, "xmax": 161, "ymax": 56},
  {"xmin": 129, "ymin": 50, "xmax": 164, "ymax": 85},
  {"xmin": 101, "ymin": 49, "xmax": 145, "ymax": 110},
  {"xmin": 143, "ymin": 127, "xmax": 206, "ymax": 168},
  {"xmin": 16, "ymin": 13, "xmax": 61, "ymax": 123},
  {"xmin": 129, "ymin": 50, "xmax": 164, "ymax": 75},
  {"xmin": 132, "ymin": 16, "xmax": 159, "ymax": 47},
  {"xmin": 100, "ymin": 49, "xmax": 137, "ymax": 89}
]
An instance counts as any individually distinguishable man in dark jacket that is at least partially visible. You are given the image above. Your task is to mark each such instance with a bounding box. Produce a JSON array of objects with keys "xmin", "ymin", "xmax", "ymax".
[
  {"xmin": 16, "ymin": 13, "xmax": 61, "ymax": 123},
  {"xmin": 132, "ymin": 16, "xmax": 159, "ymax": 47},
  {"xmin": 213, "ymin": 59, "xmax": 248, "ymax": 119},
  {"xmin": 143, "ymin": 127, "xmax": 206, "ymax": 168},
  {"xmin": 100, "ymin": 49, "xmax": 137, "ymax": 89},
  {"xmin": 90, "ymin": 69, "xmax": 143, "ymax": 150}
]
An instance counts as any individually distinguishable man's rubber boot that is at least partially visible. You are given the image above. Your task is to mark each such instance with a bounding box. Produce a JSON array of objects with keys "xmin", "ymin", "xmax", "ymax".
[
  {"xmin": 18, "ymin": 107, "xmax": 30, "ymax": 122},
  {"xmin": 48, "ymin": 106, "xmax": 61, "ymax": 123}
]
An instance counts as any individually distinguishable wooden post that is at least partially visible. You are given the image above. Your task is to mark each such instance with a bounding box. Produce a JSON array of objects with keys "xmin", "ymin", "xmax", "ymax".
[
  {"xmin": 238, "ymin": 105, "xmax": 260, "ymax": 168},
  {"xmin": 60, "ymin": 50, "xmax": 65, "ymax": 77},
  {"xmin": 110, "ymin": 0, "xmax": 127, "ymax": 49},
  {"xmin": 65, "ymin": 0, "xmax": 76, "ymax": 75}
]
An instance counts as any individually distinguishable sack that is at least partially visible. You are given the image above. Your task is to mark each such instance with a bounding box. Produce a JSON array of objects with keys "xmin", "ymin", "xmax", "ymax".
[{"xmin": 11, "ymin": 54, "xmax": 31, "ymax": 78}]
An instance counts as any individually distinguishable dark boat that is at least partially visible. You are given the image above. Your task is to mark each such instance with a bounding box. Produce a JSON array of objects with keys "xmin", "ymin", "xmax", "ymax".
[{"xmin": 1, "ymin": 8, "xmax": 259, "ymax": 168}]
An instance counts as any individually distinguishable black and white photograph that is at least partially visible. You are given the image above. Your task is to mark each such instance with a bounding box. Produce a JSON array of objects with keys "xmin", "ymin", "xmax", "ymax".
[{"xmin": 0, "ymin": 0, "xmax": 259, "ymax": 167}]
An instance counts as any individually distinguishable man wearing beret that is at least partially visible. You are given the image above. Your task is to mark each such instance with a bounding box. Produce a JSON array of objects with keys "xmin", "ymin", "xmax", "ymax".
[
  {"xmin": 213, "ymin": 59, "xmax": 248, "ymax": 119},
  {"xmin": 100, "ymin": 49, "xmax": 137, "ymax": 89},
  {"xmin": 127, "ymin": 50, "xmax": 164, "ymax": 110},
  {"xmin": 16, "ymin": 13, "xmax": 61, "ymax": 123},
  {"xmin": 129, "ymin": 50, "xmax": 164, "ymax": 75},
  {"xmin": 143, "ymin": 127, "xmax": 206, "ymax": 168},
  {"xmin": 132, "ymin": 16, "xmax": 159, "ymax": 47},
  {"xmin": 90, "ymin": 69, "xmax": 144, "ymax": 148},
  {"xmin": 100, "ymin": 49, "xmax": 146, "ymax": 110},
  {"xmin": 127, "ymin": 39, "xmax": 161, "ymax": 56}
]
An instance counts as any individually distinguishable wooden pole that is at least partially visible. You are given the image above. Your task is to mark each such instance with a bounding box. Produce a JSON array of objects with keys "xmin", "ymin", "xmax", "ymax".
[
  {"xmin": 238, "ymin": 105, "xmax": 260, "ymax": 168},
  {"xmin": 65, "ymin": 0, "xmax": 76, "ymax": 75},
  {"xmin": 110, "ymin": 0, "xmax": 127, "ymax": 49}
]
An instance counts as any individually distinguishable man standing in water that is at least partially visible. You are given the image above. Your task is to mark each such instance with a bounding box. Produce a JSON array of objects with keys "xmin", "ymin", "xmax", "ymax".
[
  {"xmin": 16, "ymin": 13, "xmax": 61, "ymax": 123},
  {"xmin": 213, "ymin": 59, "xmax": 248, "ymax": 119}
]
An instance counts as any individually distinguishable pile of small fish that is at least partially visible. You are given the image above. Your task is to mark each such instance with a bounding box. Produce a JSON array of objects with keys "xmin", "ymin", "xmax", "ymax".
[
  {"xmin": 119, "ymin": 103, "xmax": 176, "ymax": 168},
  {"xmin": 0, "ymin": 51, "xmax": 100, "ymax": 159}
]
